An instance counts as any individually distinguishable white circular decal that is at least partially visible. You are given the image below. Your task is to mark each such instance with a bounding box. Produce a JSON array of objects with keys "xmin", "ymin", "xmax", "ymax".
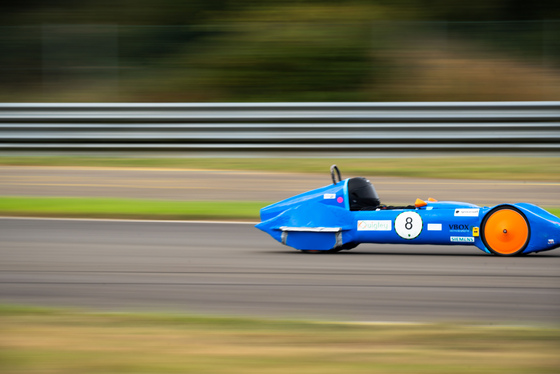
[{"xmin": 395, "ymin": 211, "xmax": 423, "ymax": 239}]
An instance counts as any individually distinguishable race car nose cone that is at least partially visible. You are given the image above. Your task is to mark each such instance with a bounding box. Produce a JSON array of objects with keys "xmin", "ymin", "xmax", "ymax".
[
  {"xmin": 255, "ymin": 221, "xmax": 270, "ymax": 234},
  {"xmin": 550, "ymin": 223, "xmax": 560, "ymax": 248}
]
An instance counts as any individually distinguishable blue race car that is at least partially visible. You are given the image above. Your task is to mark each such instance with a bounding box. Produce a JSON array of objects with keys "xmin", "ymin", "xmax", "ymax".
[{"xmin": 256, "ymin": 165, "xmax": 560, "ymax": 256}]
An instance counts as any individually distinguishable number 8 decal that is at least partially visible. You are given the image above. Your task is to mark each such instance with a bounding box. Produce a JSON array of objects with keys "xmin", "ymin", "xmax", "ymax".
[
  {"xmin": 395, "ymin": 211, "xmax": 423, "ymax": 239},
  {"xmin": 405, "ymin": 217, "xmax": 413, "ymax": 230}
]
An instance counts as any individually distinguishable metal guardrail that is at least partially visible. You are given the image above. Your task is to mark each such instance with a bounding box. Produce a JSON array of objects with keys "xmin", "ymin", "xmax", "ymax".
[{"xmin": 0, "ymin": 102, "xmax": 559, "ymax": 152}]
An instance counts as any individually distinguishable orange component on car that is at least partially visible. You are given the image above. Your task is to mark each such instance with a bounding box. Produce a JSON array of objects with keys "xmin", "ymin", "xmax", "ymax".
[{"xmin": 483, "ymin": 208, "xmax": 529, "ymax": 255}]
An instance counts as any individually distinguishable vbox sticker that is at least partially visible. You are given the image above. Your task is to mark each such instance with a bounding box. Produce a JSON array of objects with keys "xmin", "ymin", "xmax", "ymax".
[{"xmin": 448, "ymin": 224, "xmax": 470, "ymax": 233}]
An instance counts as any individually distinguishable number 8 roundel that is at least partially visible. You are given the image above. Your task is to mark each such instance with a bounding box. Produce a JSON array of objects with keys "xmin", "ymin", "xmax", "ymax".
[{"xmin": 395, "ymin": 211, "xmax": 423, "ymax": 239}]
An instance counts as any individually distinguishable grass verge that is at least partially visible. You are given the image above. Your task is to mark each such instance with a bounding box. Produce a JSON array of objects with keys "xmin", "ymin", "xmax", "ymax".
[
  {"xmin": 1, "ymin": 196, "xmax": 559, "ymax": 220},
  {"xmin": 1, "ymin": 305, "xmax": 559, "ymax": 374},
  {"xmin": 1, "ymin": 156, "xmax": 560, "ymax": 181},
  {"xmin": 0, "ymin": 197, "xmax": 268, "ymax": 220}
]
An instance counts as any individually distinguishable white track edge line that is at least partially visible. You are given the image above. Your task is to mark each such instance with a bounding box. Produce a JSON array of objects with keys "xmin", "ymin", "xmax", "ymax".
[{"xmin": 0, "ymin": 216, "xmax": 258, "ymax": 224}]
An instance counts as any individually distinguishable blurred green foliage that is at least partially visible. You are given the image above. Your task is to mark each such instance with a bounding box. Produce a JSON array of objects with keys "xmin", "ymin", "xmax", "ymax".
[
  {"xmin": 181, "ymin": 22, "xmax": 382, "ymax": 101},
  {"xmin": 0, "ymin": 1, "xmax": 559, "ymax": 101},
  {"xmin": 2, "ymin": 1, "xmax": 559, "ymax": 25}
]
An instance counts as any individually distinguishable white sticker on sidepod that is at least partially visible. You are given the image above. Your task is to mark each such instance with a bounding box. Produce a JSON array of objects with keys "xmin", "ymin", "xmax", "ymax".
[
  {"xmin": 450, "ymin": 236, "xmax": 475, "ymax": 243},
  {"xmin": 427, "ymin": 223, "xmax": 442, "ymax": 231},
  {"xmin": 454, "ymin": 209, "xmax": 479, "ymax": 217},
  {"xmin": 323, "ymin": 193, "xmax": 336, "ymax": 199},
  {"xmin": 395, "ymin": 211, "xmax": 423, "ymax": 239},
  {"xmin": 357, "ymin": 220, "xmax": 392, "ymax": 231}
]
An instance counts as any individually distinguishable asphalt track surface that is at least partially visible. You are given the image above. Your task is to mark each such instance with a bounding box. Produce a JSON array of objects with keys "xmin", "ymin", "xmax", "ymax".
[
  {"xmin": 2, "ymin": 218, "xmax": 559, "ymax": 324},
  {"xmin": 1, "ymin": 166, "xmax": 560, "ymax": 207}
]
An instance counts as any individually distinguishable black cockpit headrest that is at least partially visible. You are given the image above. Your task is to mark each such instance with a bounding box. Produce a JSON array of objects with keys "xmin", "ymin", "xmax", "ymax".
[{"xmin": 348, "ymin": 177, "xmax": 381, "ymax": 211}]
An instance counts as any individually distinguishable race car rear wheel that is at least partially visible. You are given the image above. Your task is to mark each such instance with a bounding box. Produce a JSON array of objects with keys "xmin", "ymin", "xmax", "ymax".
[{"xmin": 481, "ymin": 206, "xmax": 530, "ymax": 256}]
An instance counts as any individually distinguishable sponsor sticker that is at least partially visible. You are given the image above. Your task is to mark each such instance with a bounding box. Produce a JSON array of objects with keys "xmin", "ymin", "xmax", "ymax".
[
  {"xmin": 357, "ymin": 220, "xmax": 392, "ymax": 231},
  {"xmin": 454, "ymin": 209, "xmax": 479, "ymax": 217},
  {"xmin": 323, "ymin": 193, "xmax": 336, "ymax": 199},
  {"xmin": 427, "ymin": 223, "xmax": 442, "ymax": 231},
  {"xmin": 450, "ymin": 236, "xmax": 475, "ymax": 243},
  {"xmin": 472, "ymin": 227, "xmax": 479, "ymax": 237},
  {"xmin": 549, "ymin": 239, "xmax": 555, "ymax": 245}
]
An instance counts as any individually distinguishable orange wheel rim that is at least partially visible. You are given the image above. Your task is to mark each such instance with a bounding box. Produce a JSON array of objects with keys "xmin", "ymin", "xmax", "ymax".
[{"xmin": 484, "ymin": 209, "xmax": 529, "ymax": 254}]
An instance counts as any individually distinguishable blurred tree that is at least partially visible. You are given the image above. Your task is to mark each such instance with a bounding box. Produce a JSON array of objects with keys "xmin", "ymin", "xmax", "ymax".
[
  {"xmin": 2, "ymin": 0, "xmax": 559, "ymax": 24},
  {"xmin": 176, "ymin": 22, "xmax": 383, "ymax": 101},
  {"xmin": 0, "ymin": 1, "xmax": 558, "ymax": 101}
]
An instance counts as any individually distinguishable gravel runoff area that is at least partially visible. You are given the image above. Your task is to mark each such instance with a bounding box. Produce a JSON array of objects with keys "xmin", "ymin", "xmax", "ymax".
[{"xmin": 1, "ymin": 166, "xmax": 559, "ymax": 207}]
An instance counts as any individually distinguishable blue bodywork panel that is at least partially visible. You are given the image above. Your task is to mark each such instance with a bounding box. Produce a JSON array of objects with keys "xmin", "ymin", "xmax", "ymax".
[{"xmin": 256, "ymin": 174, "xmax": 560, "ymax": 255}]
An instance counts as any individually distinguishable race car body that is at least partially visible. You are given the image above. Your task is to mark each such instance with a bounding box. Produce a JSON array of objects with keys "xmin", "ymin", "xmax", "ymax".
[{"xmin": 256, "ymin": 166, "xmax": 560, "ymax": 256}]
